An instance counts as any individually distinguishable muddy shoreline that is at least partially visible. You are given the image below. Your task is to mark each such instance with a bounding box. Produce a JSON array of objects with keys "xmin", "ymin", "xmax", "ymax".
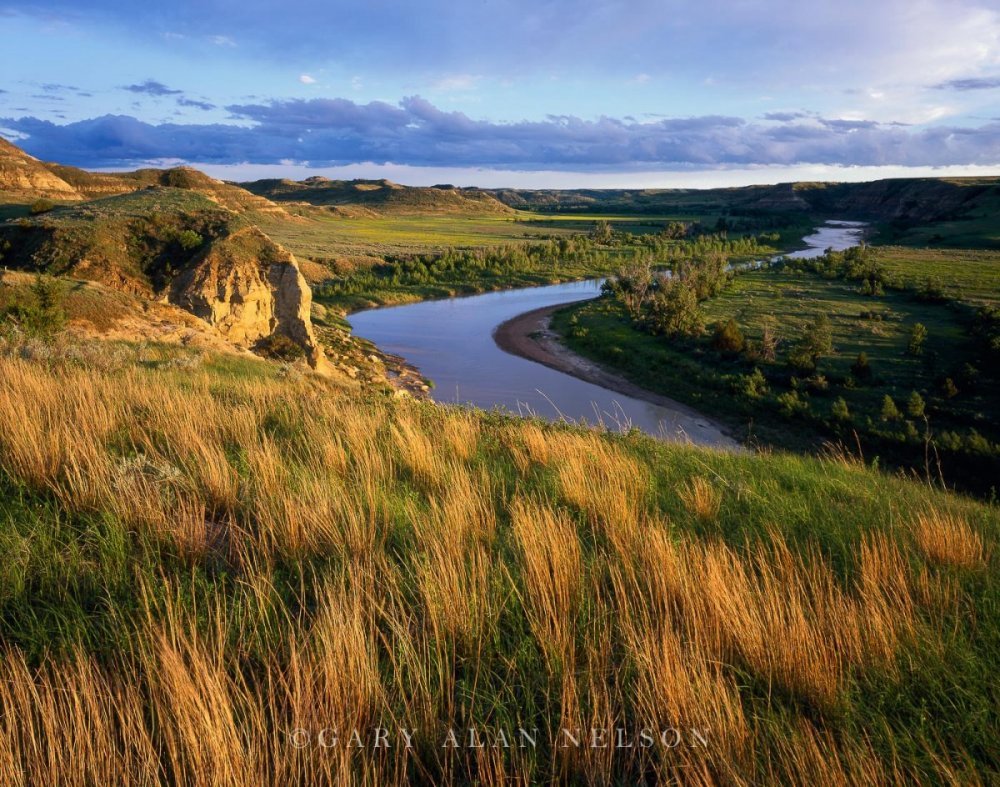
[{"xmin": 493, "ymin": 303, "xmax": 740, "ymax": 449}]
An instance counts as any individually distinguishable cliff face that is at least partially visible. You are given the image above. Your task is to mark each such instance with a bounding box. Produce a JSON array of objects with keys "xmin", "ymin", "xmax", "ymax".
[
  {"xmin": 0, "ymin": 186, "xmax": 327, "ymax": 371},
  {"xmin": 170, "ymin": 226, "xmax": 328, "ymax": 370},
  {"xmin": 0, "ymin": 138, "xmax": 81, "ymax": 200},
  {"xmin": 794, "ymin": 179, "xmax": 999, "ymax": 222}
]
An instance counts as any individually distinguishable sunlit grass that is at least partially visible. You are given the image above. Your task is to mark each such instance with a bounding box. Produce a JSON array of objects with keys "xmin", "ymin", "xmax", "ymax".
[{"xmin": 0, "ymin": 353, "xmax": 996, "ymax": 783}]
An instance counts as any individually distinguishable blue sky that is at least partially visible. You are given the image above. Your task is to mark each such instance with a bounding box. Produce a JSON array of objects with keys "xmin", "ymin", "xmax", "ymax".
[{"xmin": 1, "ymin": 0, "xmax": 998, "ymax": 187}]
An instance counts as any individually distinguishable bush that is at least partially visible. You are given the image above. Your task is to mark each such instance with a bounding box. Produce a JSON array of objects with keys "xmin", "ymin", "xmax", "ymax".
[
  {"xmin": 712, "ymin": 318, "xmax": 745, "ymax": 354},
  {"xmin": 907, "ymin": 391, "xmax": 926, "ymax": 419},
  {"xmin": 29, "ymin": 199, "xmax": 56, "ymax": 215},
  {"xmin": 907, "ymin": 323, "xmax": 927, "ymax": 356},
  {"xmin": 255, "ymin": 333, "xmax": 305, "ymax": 362},
  {"xmin": 175, "ymin": 229, "xmax": 204, "ymax": 251},
  {"xmin": 777, "ymin": 390, "xmax": 810, "ymax": 417},
  {"xmin": 831, "ymin": 397, "xmax": 851, "ymax": 422},
  {"xmin": 881, "ymin": 395, "xmax": 902, "ymax": 422},
  {"xmin": 737, "ymin": 368, "xmax": 769, "ymax": 399},
  {"xmin": 1, "ymin": 274, "xmax": 67, "ymax": 341},
  {"xmin": 851, "ymin": 352, "xmax": 873, "ymax": 381}
]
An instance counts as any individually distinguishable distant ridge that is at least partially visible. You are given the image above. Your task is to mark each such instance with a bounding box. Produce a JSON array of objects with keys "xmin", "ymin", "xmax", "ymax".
[
  {"xmin": 0, "ymin": 137, "xmax": 82, "ymax": 200},
  {"xmin": 0, "ymin": 136, "xmax": 287, "ymax": 216},
  {"xmin": 241, "ymin": 177, "xmax": 514, "ymax": 215}
]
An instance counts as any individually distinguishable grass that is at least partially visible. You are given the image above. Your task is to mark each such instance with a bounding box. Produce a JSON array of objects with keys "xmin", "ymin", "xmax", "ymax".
[
  {"xmin": 0, "ymin": 349, "xmax": 996, "ymax": 783},
  {"xmin": 256, "ymin": 211, "xmax": 579, "ymax": 264},
  {"xmin": 552, "ymin": 265, "xmax": 1000, "ymax": 492},
  {"xmin": 874, "ymin": 246, "xmax": 1000, "ymax": 307}
]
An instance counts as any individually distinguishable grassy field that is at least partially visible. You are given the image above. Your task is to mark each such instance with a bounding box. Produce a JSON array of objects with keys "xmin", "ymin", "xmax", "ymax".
[
  {"xmin": 0, "ymin": 346, "xmax": 996, "ymax": 784},
  {"xmin": 553, "ymin": 263, "xmax": 999, "ymax": 493},
  {"xmin": 257, "ymin": 211, "xmax": 579, "ymax": 263},
  {"xmin": 874, "ymin": 246, "xmax": 1000, "ymax": 306}
]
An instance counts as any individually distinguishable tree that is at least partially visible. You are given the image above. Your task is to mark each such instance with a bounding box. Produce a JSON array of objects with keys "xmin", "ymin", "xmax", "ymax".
[
  {"xmin": 661, "ymin": 221, "xmax": 688, "ymax": 240},
  {"xmin": 607, "ymin": 257, "xmax": 654, "ymax": 319},
  {"xmin": 851, "ymin": 352, "xmax": 872, "ymax": 381},
  {"xmin": 589, "ymin": 220, "xmax": 614, "ymax": 244},
  {"xmin": 760, "ymin": 317, "xmax": 780, "ymax": 362},
  {"xmin": 907, "ymin": 323, "xmax": 927, "ymax": 356},
  {"xmin": 175, "ymin": 229, "xmax": 203, "ymax": 251},
  {"xmin": 906, "ymin": 391, "xmax": 926, "ymax": 419},
  {"xmin": 831, "ymin": 397, "xmax": 851, "ymax": 422},
  {"xmin": 941, "ymin": 377, "xmax": 959, "ymax": 399},
  {"xmin": 789, "ymin": 314, "xmax": 833, "ymax": 372},
  {"xmin": 643, "ymin": 280, "xmax": 703, "ymax": 337},
  {"xmin": 881, "ymin": 395, "xmax": 901, "ymax": 422},
  {"xmin": 712, "ymin": 318, "xmax": 745, "ymax": 353},
  {"xmin": 3, "ymin": 274, "xmax": 66, "ymax": 340}
]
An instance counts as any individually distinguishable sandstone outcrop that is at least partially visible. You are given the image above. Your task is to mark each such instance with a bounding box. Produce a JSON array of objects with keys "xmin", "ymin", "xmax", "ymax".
[
  {"xmin": 0, "ymin": 137, "xmax": 81, "ymax": 200},
  {"xmin": 169, "ymin": 226, "xmax": 328, "ymax": 371}
]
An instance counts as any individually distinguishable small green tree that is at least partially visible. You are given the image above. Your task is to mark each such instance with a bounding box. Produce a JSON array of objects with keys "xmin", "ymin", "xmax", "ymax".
[
  {"xmin": 851, "ymin": 351, "xmax": 872, "ymax": 381},
  {"xmin": 941, "ymin": 377, "xmax": 959, "ymax": 399},
  {"xmin": 789, "ymin": 314, "xmax": 834, "ymax": 372},
  {"xmin": 3, "ymin": 274, "xmax": 67, "ymax": 340},
  {"xmin": 643, "ymin": 281, "xmax": 703, "ymax": 337},
  {"xmin": 907, "ymin": 323, "xmax": 927, "ymax": 356},
  {"xmin": 712, "ymin": 318, "xmax": 745, "ymax": 353},
  {"xmin": 589, "ymin": 220, "xmax": 614, "ymax": 244},
  {"xmin": 880, "ymin": 395, "xmax": 901, "ymax": 422},
  {"xmin": 831, "ymin": 396, "xmax": 851, "ymax": 422},
  {"xmin": 176, "ymin": 229, "xmax": 203, "ymax": 251},
  {"xmin": 906, "ymin": 391, "xmax": 926, "ymax": 419}
]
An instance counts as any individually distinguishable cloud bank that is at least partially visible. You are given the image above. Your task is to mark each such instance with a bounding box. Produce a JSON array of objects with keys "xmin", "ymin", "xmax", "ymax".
[{"xmin": 3, "ymin": 96, "xmax": 999, "ymax": 171}]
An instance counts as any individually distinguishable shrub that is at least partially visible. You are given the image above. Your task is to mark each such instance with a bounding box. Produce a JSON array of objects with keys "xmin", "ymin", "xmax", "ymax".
[
  {"xmin": 255, "ymin": 333, "xmax": 305, "ymax": 362},
  {"xmin": 177, "ymin": 230, "xmax": 203, "ymax": 251},
  {"xmin": 1, "ymin": 274, "xmax": 67, "ymax": 341},
  {"xmin": 851, "ymin": 352, "xmax": 872, "ymax": 381},
  {"xmin": 831, "ymin": 397, "xmax": 851, "ymax": 422},
  {"xmin": 29, "ymin": 198, "xmax": 56, "ymax": 215},
  {"xmin": 777, "ymin": 390, "xmax": 810, "ymax": 417},
  {"xmin": 712, "ymin": 318, "xmax": 745, "ymax": 353},
  {"xmin": 881, "ymin": 395, "xmax": 902, "ymax": 422},
  {"xmin": 906, "ymin": 323, "xmax": 927, "ymax": 356},
  {"xmin": 940, "ymin": 377, "xmax": 959, "ymax": 399},
  {"xmin": 906, "ymin": 391, "xmax": 926, "ymax": 419}
]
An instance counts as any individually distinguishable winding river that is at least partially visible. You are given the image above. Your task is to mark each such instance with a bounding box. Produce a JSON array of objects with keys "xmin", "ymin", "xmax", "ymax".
[{"xmin": 347, "ymin": 221, "xmax": 866, "ymax": 445}]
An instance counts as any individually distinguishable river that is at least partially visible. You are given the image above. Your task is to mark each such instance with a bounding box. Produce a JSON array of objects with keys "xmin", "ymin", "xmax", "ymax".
[{"xmin": 347, "ymin": 220, "xmax": 866, "ymax": 444}]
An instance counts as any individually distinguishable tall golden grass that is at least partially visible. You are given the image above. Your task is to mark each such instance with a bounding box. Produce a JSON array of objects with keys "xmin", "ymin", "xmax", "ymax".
[{"xmin": 0, "ymin": 355, "xmax": 992, "ymax": 784}]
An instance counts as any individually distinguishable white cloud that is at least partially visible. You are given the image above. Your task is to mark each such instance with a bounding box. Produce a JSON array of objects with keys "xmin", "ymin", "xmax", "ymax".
[{"xmin": 299, "ymin": 74, "xmax": 317, "ymax": 85}]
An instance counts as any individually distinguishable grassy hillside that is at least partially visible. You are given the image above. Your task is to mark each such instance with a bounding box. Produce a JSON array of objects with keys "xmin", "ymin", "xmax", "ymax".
[
  {"xmin": 242, "ymin": 177, "xmax": 512, "ymax": 215},
  {"xmin": 489, "ymin": 178, "xmax": 1000, "ymax": 248},
  {"xmin": 0, "ymin": 189, "xmax": 238, "ymax": 293},
  {"xmin": 0, "ymin": 348, "xmax": 996, "ymax": 784}
]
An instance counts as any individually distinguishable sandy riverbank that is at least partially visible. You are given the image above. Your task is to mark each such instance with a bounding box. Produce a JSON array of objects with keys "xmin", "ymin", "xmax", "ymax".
[{"xmin": 493, "ymin": 304, "xmax": 741, "ymax": 449}]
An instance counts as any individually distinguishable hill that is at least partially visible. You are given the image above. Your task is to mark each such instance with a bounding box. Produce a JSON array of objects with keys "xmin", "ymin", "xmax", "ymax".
[
  {"xmin": 488, "ymin": 176, "xmax": 1000, "ymax": 219},
  {"xmin": 1, "ymin": 136, "xmax": 288, "ymax": 216},
  {"xmin": 0, "ymin": 349, "xmax": 996, "ymax": 783},
  {"xmin": 0, "ymin": 136, "xmax": 82, "ymax": 201},
  {"xmin": 242, "ymin": 177, "xmax": 514, "ymax": 215},
  {"xmin": 0, "ymin": 188, "xmax": 325, "ymax": 367}
]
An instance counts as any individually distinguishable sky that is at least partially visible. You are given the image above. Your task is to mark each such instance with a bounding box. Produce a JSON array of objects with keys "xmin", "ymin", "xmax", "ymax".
[{"xmin": 1, "ymin": 0, "xmax": 999, "ymax": 188}]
